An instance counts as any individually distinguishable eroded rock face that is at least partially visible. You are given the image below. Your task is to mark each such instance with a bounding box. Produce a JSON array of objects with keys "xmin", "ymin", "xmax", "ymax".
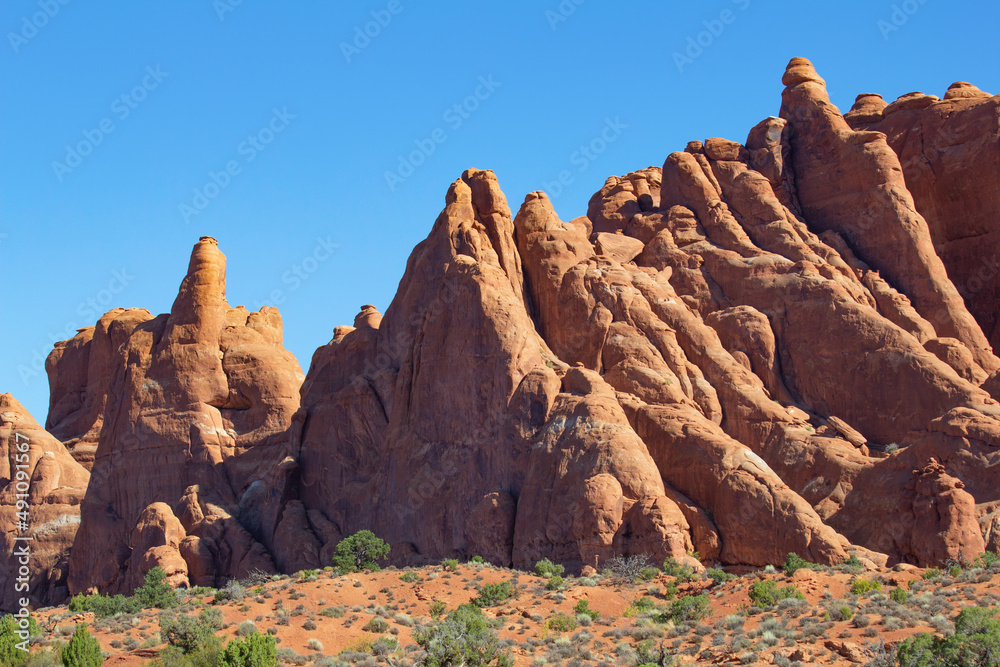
[
  {"xmin": 57, "ymin": 237, "xmax": 305, "ymax": 596},
  {"xmin": 43, "ymin": 59, "xmax": 1000, "ymax": 601},
  {"xmin": 846, "ymin": 81, "xmax": 1000, "ymax": 352},
  {"xmin": 0, "ymin": 394, "xmax": 89, "ymax": 612}
]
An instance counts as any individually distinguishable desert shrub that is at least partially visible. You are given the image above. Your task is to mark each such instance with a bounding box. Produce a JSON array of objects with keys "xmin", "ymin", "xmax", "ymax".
[
  {"xmin": 546, "ymin": 613, "xmax": 577, "ymax": 633},
  {"xmin": 237, "ymin": 621, "xmax": 257, "ymax": 637},
  {"xmin": 973, "ymin": 552, "xmax": 1000, "ymax": 569},
  {"xmin": 748, "ymin": 580, "xmax": 803, "ymax": 608},
  {"xmin": 1, "ymin": 614, "xmax": 38, "ymax": 667},
  {"xmin": 218, "ymin": 631, "xmax": 277, "ymax": 667},
  {"xmin": 896, "ymin": 605, "xmax": 1000, "ymax": 667},
  {"xmin": 69, "ymin": 593, "xmax": 139, "ymax": 618},
  {"xmin": 662, "ymin": 558, "xmax": 696, "ymax": 583},
  {"xmin": 574, "ymin": 599, "xmax": 600, "ymax": 621},
  {"xmin": 705, "ymin": 568, "xmax": 735, "ymax": 585},
  {"xmin": 890, "ymin": 587, "xmax": 909, "ymax": 604},
  {"xmin": 655, "ymin": 594, "xmax": 710, "ymax": 624},
  {"xmin": 831, "ymin": 605, "xmax": 852, "ymax": 622},
  {"xmin": 70, "ymin": 567, "xmax": 177, "ymax": 618},
  {"xmin": 214, "ymin": 580, "xmax": 246, "ymax": 604},
  {"xmin": 399, "ymin": 571, "xmax": 421, "ymax": 583},
  {"xmin": 472, "ymin": 581, "xmax": 516, "ymax": 608},
  {"xmin": 852, "ymin": 614, "xmax": 871, "ymax": 628},
  {"xmin": 61, "ymin": 624, "xmax": 103, "ymax": 667},
  {"xmin": 160, "ymin": 608, "xmax": 223, "ymax": 654},
  {"xmin": 624, "ymin": 596, "xmax": 656, "ymax": 617},
  {"xmin": 922, "ymin": 567, "xmax": 941, "ymax": 580},
  {"xmin": 782, "ymin": 553, "xmax": 819, "ymax": 576},
  {"xmin": 363, "ymin": 617, "xmax": 389, "ymax": 633},
  {"xmin": 414, "ymin": 603, "xmax": 512, "ymax": 666},
  {"xmin": 441, "ymin": 559, "xmax": 459, "ymax": 572},
  {"xmin": 134, "ymin": 567, "xmax": 179, "ymax": 610},
  {"xmin": 605, "ymin": 554, "xmax": 652, "ymax": 582},
  {"xmin": 429, "ymin": 600, "xmax": 447, "ymax": 618},
  {"xmin": 545, "ymin": 575, "xmax": 564, "ymax": 591},
  {"xmin": 850, "ymin": 578, "xmax": 881, "ymax": 596},
  {"xmin": 331, "ymin": 530, "xmax": 390, "ymax": 573},
  {"xmin": 371, "ymin": 636, "xmax": 399, "ymax": 656},
  {"xmin": 319, "ymin": 606, "xmax": 345, "ymax": 618},
  {"xmin": 470, "ymin": 555, "xmax": 485, "ymax": 564},
  {"xmin": 534, "ymin": 558, "xmax": 565, "ymax": 578},
  {"xmin": 635, "ymin": 638, "xmax": 674, "ymax": 666}
]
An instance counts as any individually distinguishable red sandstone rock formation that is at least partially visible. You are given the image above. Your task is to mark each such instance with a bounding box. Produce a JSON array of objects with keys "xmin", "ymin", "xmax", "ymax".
[
  {"xmin": 57, "ymin": 237, "xmax": 305, "ymax": 597},
  {"xmin": 38, "ymin": 60, "xmax": 1000, "ymax": 605},
  {"xmin": 0, "ymin": 394, "xmax": 89, "ymax": 611}
]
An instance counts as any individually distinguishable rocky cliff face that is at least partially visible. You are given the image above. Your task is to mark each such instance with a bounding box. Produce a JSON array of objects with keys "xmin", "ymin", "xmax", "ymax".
[
  {"xmin": 0, "ymin": 394, "xmax": 89, "ymax": 611},
  {"xmin": 53, "ymin": 237, "xmax": 306, "ymax": 597},
  {"xmin": 27, "ymin": 58, "xmax": 1000, "ymax": 608}
]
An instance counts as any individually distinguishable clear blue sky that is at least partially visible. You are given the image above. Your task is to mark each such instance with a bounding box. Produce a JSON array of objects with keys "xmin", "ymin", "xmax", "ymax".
[{"xmin": 3, "ymin": 0, "xmax": 998, "ymax": 422}]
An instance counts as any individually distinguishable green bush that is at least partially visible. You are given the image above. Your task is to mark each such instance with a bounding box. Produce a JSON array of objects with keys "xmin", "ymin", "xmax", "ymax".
[
  {"xmin": 160, "ymin": 608, "xmax": 223, "ymax": 654},
  {"xmin": 834, "ymin": 605, "xmax": 853, "ymax": 622},
  {"xmin": 331, "ymin": 530, "xmax": 390, "ymax": 573},
  {"xmin": 706, "ymin": 568, "xmax": 736, "ymax": 585},
  {"xmin": 639, "ymin": 567, "xmax": 660, "ymax": 582},
  {"xmin": 748, "ymin": 580, "xmax": 803, "ymax": 608},
  {"xmin": 534, "ymin": 558, "xmax": 564, "ymax": 578},
  {"xmin": 897, "ymin": 606, "xmax": 1000, "ymax": 667},
  {"xmin": 782, "ymin": 553, "xmax": 819, "ymax": 576},
  {"xmin": 441, "ymin": 559, "xmax": 459, "ymax": 572},
  {"xmin": 654, "ymin": 594, "xmax": 710, "ymax": 624},
  {"xmin": 399, "ymin": 571, "xmax": 421, "ymax": 583},
  {"xmin": 472, "ymin": 581, "xmax": 516, "ymax": 608},
  {"xmin": 545, "ymin": 613, "xmax": 577, "ymax": 632},
  {"xmin": 218, "ymin": 631, "xmax": 278, "ymax": 667},
  {"xmin": 573, "ymin": 599, "xmax": 600, "ymax": 621},
  {"xmin": 69, "ymin": 567, "xmax": 177, "ymax": 618},
  {"xmin": 61, "ymin": 623, "xmax": 103, "ymax": 667},
  {"xmin": 429, "ymin": 600, "xmax": 447, "ymax": 618},
  {"xmin": 363, "ymin": 617, "xmax": 389, "ymax": 633},
  {"xmin": 415, "ymin": 604, "xmax": 512, "ymax": 666},
  {"xmin": 470, "ymin": 555, "xmax": 485, "ymax": 564},
  {"xmin": 135, "ymin": 567, "xmax": 179, "ymax": 609},
  {"xmin": 662, "ymin": 558, "xmax": 696, "ymax": 583},
  {"xmin": 922, "ymin": 567, "xmax": 941, "ymax": 580},
  {"xmin": 1, "ymin": 614, "xmax": 38, "ymax": 667},
  {"xmin": 973, "ymin": 552, "xmax": 999, "ymax": 569},
  {"xmin": 890, "ymin": 587, "xmax": 909, "ymax": 604},
  {"xmin": 850, "ymin": 578, "xmax": 882, "ymax": 595},
  {"xmin": 545, "ymin": 575, "xmax": 564, "ymax": 591}
]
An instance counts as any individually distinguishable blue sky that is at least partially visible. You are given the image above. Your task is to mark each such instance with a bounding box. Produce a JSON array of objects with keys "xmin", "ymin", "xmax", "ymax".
[{"xmin": 2, "ymin": 0, "xmax": 998, "ymax": 422}]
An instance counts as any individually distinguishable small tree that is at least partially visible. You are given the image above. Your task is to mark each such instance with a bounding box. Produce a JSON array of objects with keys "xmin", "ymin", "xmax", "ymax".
[
  {"xmin": 160, "ymin": 608, "xmax": 223, "ymax": 654},
  {"xmin": 62, "ymin": 623, "xmax": 103, "ymax": 667},
  {"xmin": 332, "ymin": 530, "xmax": 390, "ymax": 573},
  {"xmin": 218, "ymin": 631, "xmax": 278, "ymax": 667},
  {"xmin": 0, "ymin": 615, "xmax": 30, "ymax": 667},
  {"xmin": 135, "ymin": 566, "xmax": 179, "ymax": 610}
]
